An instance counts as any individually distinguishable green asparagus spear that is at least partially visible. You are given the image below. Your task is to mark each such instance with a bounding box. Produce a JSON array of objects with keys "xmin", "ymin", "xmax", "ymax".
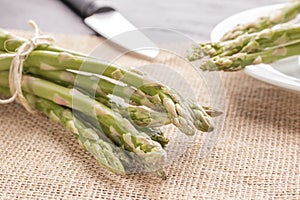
[{"xmin": 200, "ymin": 41, "xmax": 300, "ymax": 71}]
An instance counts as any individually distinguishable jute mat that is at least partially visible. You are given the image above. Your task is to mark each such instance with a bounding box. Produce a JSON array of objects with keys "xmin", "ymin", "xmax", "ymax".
[{"xmin": 0, "ymin": 31, "xmax": 300, "ymax": 199}]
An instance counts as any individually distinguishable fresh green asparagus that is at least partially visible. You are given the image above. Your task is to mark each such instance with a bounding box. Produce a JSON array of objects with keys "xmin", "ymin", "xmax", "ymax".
[
  {"xmin": 1, "ymin": 85, "xmax": 168, "ymax": 177},
  {"xmin": 199, "ymin": 41, "xmax": 300, "ymax": 71},
  {"xmin": 28, "ymin": 50, "xmax": 214, "ymax": 134},
  {"xmin": 0, "ymin": 50, "xmax": 215, "ymax": 134},
  {"xmin": 188, "ymin": 0, "xmax": 300, "ymax": 72},
  {"xmin": 221, "ymin": 0, "xmax": 300, "ymax": 41},
  {"xmin": 189, "ymin": 23, "xmax": 300, "ymax": 61},
  {"xmin": 0, "ymin": 25, "xmax": 222, "ymax": 178},
  {"xmin": 0, "ymin": 71, "xmax": 167, "ymax": 167}
]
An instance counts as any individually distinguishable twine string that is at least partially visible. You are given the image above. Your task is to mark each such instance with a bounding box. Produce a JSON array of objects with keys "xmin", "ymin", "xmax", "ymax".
[{"xmin": 0, "ymin": 20, "xmax": 54, "ymax": 113}]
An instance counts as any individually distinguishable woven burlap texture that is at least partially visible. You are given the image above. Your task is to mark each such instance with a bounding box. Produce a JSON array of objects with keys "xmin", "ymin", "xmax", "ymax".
[{"xmin": 0, "ymin": 31, "xmax": 300, "ymax": 200}]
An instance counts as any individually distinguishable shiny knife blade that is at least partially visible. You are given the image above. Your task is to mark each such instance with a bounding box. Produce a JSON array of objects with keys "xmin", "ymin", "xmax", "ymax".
[{"xmin": 62, "ymin": 0, "xmax": 159, "ymax": 59}]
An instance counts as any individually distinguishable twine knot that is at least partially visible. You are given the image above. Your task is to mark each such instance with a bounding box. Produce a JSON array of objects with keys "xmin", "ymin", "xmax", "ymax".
[{"xmin": 0, "ymin": 20, "xmax": 54, "ymax": 113}]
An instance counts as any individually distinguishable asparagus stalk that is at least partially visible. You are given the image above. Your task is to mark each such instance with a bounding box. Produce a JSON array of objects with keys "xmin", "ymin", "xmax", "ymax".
[
  {"xmin": 199, "ymin": 40, "xmax": 300, "ymax": 71},
  {"xmin": 221, "ymin": 0, "xmax": 300, "ymax": 41},
  {"xmin": 189, "ymin": 23, "xmax": 300, "ymax": 60}
]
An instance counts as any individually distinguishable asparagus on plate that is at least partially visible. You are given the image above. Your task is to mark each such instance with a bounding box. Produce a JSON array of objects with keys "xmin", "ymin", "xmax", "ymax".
[
  {"xmin": 189, "ymin": 0, "xmax": 300, "ymax": 72},
  {"xmin": 221, "ymin": 0, "xmax": 300, "ymax": 41}
]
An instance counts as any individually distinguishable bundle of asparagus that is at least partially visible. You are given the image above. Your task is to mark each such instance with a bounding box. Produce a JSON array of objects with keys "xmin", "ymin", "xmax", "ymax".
[
  {"xmin": 188, "ymin": 0, "xmax": 300, "ymax": 71},
  {"xmin": 0, "ymin": 23, "xmax": 220, "ymax": 179}
]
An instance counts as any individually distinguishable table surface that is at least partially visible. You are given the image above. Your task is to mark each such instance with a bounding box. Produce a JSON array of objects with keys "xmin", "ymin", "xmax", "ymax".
[{"xmin": 0, "ymin": 0, "xmax": 283, "ymax": 40}]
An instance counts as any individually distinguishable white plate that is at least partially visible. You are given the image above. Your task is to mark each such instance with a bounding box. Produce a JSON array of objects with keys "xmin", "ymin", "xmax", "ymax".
[{"xmin": 211, "ymin": 4, "xmax": 300, "ymax": 93}]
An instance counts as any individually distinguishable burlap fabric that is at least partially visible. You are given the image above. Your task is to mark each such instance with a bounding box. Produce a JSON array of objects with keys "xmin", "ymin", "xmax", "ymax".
[{"xmin": 0, "ymin": 31, "xmax": 300, "ymax": 199}]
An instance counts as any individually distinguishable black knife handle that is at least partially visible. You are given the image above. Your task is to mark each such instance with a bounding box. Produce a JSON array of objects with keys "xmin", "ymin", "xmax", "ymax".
[{"xmin": 62, "ymin": 0, "xmax": 115, "ymax": 18}]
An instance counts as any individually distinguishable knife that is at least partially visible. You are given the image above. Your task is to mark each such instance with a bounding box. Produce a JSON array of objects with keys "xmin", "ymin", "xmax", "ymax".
[{"xmin": 61, "ymin": 0, "xmax": 159, "ymax": 59}]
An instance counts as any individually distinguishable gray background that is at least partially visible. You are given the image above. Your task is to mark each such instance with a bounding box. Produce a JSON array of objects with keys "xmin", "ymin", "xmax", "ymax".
[{"xmin": 0, "ymin": 0, "xmax": 284, "ymax": 40}]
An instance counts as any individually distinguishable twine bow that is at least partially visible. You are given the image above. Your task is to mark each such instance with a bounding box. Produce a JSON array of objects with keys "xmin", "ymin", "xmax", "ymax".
[{"xmin": 0, "ymin": 20, "xmax": 54, "ymax": 113}]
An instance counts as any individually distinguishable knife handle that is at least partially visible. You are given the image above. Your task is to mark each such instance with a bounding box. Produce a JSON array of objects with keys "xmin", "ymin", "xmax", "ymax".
[{"xmin": 62, "ymin": 0, "xmax": 115, "ymax": 18}]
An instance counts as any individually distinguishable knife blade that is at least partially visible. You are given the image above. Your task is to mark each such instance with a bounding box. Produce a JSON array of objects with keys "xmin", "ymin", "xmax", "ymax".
[{"xmin": 61, "ymin": 0, "xmax": 159, "ymax": 59}]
